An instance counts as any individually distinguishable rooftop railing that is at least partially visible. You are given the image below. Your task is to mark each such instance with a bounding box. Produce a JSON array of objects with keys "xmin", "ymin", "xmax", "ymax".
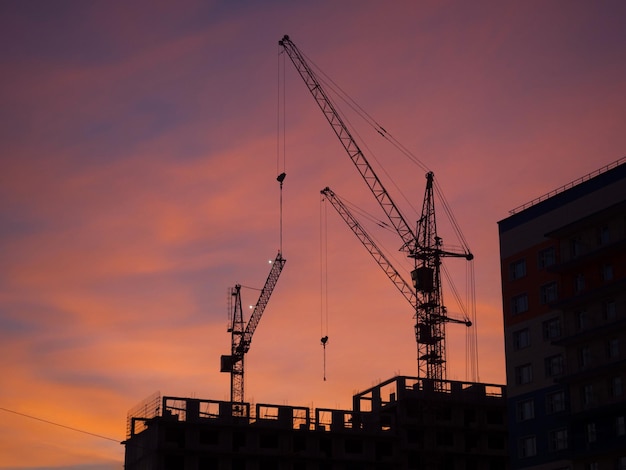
[{"xmin": 509, "ymin": 156, "xmax": 625, "ymax": 215}]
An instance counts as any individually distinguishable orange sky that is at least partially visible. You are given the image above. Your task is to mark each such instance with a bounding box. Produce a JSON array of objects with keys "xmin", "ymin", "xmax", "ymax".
[{"xmin": 1, "ymin": 1, "xmax": 626, "ymax": 468}]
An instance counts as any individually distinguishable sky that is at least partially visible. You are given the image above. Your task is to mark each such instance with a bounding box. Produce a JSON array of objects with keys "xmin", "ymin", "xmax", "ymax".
[{"xmin": 1, "ymin": 0, "xmax": 625, "ymax": 467}]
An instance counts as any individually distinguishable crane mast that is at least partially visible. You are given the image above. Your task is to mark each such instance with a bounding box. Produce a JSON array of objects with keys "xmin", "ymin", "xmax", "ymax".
[
  {"xmin": 281, "ymin": 35, "xmax": 472, "ymax": 387},
  {"xmin": 221, "ymin": 251, "xmax": 286, "ymax": 408},
  {"xmin": 413, "ymin": 172, "xmax": 472, "ymax": 382}
]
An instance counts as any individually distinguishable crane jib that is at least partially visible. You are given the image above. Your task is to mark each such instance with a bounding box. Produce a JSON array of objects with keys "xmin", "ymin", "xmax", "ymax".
[
  {"xmin": 321, "ymin": 187, "xmax": 417, "ymax": 310},
  {"xmin": 222, "ymin": 251, "xmax": 286, "ymax": 405},
  {"xmin": 279, "ymin": 35, "xmax": 416, "ymax": 253},
  {"xmin": 238, "ymin": 253, "xmax": 286, "ymax": 355}
]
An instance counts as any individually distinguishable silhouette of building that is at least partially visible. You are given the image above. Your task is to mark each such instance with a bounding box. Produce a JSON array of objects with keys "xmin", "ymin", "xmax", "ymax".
[
  {"xmin": 123, "ymin": 376, "xmax": 507, "ymax": 469},
  {"xmin": 498, "ymin": 158, "xmax": 626, "ymax": 470}
]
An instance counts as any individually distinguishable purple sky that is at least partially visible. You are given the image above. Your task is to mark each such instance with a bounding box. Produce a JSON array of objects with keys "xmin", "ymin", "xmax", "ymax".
[{"xmin": 1, "ymin": 1, "xmax": 625, "ymax": 467}]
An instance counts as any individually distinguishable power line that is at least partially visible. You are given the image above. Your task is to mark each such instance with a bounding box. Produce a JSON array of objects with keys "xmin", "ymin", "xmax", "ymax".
[{"xmin": 0, "ymin": 406, "xmax": 121, "ymax": 443}]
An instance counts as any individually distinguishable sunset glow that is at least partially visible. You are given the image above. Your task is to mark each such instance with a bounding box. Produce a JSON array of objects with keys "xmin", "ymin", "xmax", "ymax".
[{"xmin": 1, "ymin": 1, "xmax": 625, "ymax": 468}]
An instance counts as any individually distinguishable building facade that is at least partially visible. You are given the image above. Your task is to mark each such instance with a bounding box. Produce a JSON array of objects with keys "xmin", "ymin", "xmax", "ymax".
[
  {"xmin": 498, "ymin": 159, "xmax": 626, "ymax": 470},
  {"xmin": 124, "ymin": 376, "xmax": 507, "ymax": 470}
]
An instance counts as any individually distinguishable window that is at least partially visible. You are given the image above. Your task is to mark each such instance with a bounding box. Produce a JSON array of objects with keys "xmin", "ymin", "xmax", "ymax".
[
  {"xmin": 344, "ymin": 438, "xmax": 363, "ymax": 454},
  {"xmin": 486, "ymin": 410, "xmax": 503, "ymax": 425},
  {"xmin": 549, "ymin": 428, "xmax": 568, "ymax": 451},
  {"xmin": 259, "ymin": 433, "xmax": 279, "ymax": 449},
  {"xmin": 579, "ymin": 346, "xmax": 592, "ymax": 368},
  {"xmin": 510, "ymin": 259, "xmax": 527, "ymax": 280},
  {"xmin": 511, "ymin": 293, "xmax": 529, "ymax": 314},
  {"xmin": 611, "ymin": 377, "xmax": 623, "ymax": 397},
  {"xmin": 582, "ymin": 384, "xmax": 595, "ymax": 407},
  {"xmin": 617, "ymin": 416, "xmax": 626, "ymax": 436},
  {"xmin": 516, "ymin": 399, "xmax": 534, "ymax": 421},
  {"xmin": 586, "ymin": 422, "xmax": 597, "ymax": 443},
  {"xmin": 587, "ymin": 462, "xmax": 599, "ymax": 470},
  {"xmin": 598, "ymin": 225, "xmax": 610, "ymax": 245},
  {"xmin": 436, "ymin": 431, "xmax": 454, "ymax": 447},
  {"xmin": 543, "ymin": 317, "xmax": 561, "ymax": 340},
  {"xmin": 540, "ymin": 282, "xmax": 558, "ymax": 304},
  {"xmin": 545, "ymin": 354, "xmax": 564, "ymax": 377},
  {"xmin": 436, "ymin": 407, "xmax": 452, "ymax": 421},
  {"xmin": 518, "ymin": 436, "xmax": 536, "ymax": 458},
  {"xmin": 515, "ymin": 363, "xmax": 533, "ymax": 385},
  {"xmin": 602, "ymin": 264, "xmax": 614, "ymax": 281},
  {"xmin": 603, "ymin": 300, "xmax": 616, "ymax": 320},
  {"xmin": 538, "ymin": 246, "xmax": 556, "ymax": 268},
  {"xmin": 577, "ymin": 310, "xmax": 588, "ymax": 330},
  {"xmin": 617, "ymin": 456, "xmax": 626, "ymax": 470},
  {"xmin": 487, "ymin": 432, "xmax": 505, "ymax": 450},
  {"xmin": 575, "ymin": 274, "xmax": 585, "ymax": 294},
  {"xmin": 546, "ymin": 390, "xmax": 566, "ymax": 414},
  {"xmin": 513, "ymin": 328, "xmax": 530, "ymax": 350},
  {"xmin": 571, "ymin": 237, "xmax": 583, "ymax": 257},
  {"xmin": 233, "ymin": 431, "xmax": 246, "ymax": 451},
  {"xmin": 607, "ymin": 338, "xmax": 620, "ymax": 359}
]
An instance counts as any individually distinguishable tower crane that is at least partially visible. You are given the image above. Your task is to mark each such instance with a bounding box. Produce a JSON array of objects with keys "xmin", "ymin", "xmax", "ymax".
[
  {"xmin": 280, "ymin": 35, "xmax": 473, "ymax": 386},
  {"xmin": 221, "ymin": 251, "xmax": 286, "ymax": 409}
]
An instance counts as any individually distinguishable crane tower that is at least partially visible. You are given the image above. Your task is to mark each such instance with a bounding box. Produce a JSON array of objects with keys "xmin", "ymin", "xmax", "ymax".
[
  {"xmin": 413, "ymin": 172, "xmax": 472, "ymax": 383},
  {"xmin": 221, "ymin": 251, "xmax": 286, "ymax": 408}
]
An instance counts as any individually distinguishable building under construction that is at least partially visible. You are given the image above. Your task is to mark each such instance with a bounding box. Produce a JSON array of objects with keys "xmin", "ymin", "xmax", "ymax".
[{"xmin": 124, "ymin": 376, "xmax": 507, "ymax": 469}]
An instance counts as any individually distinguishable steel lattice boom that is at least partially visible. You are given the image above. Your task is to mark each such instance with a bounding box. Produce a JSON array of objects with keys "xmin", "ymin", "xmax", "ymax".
[
  {"xmin": 279, "ymin": 35, "xmax": 417, "ymax": 255},
  {"xmin": 321, "ymin": 187, "xmax": 416, "ymax": 309},
  {"xmin": 221, "ymin": 251, "xmax": 286, "ymax": 406}
]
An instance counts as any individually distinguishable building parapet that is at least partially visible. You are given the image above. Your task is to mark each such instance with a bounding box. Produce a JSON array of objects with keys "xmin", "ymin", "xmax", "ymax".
[
  {"xmin": 353, "ymin": 376, "xmax": 505, "ymax": 413},
  {"xmin": 125, "ymin": 376, "xmax": 506, "ymax": 440}
]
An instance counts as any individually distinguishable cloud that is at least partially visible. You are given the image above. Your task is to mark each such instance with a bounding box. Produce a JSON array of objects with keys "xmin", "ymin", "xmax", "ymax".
[{"xmin": 1, "ymin": 1, "xmax": 625, "ymax": 467}]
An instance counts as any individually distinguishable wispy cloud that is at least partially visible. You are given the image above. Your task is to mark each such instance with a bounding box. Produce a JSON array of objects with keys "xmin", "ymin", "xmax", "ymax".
[{"xmin": 1, "ymin": 0, "xmax": 625, "ymax": 467}]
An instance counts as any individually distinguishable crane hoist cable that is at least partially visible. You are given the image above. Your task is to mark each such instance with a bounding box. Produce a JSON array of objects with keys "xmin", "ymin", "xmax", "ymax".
[
  {"xmin": 220, "ymin": 47, "xmax": 290, "ymax": 406},
  {"xmin": 295, "ymin": 43, "xmax": 432, "ymax": 178},
  {"xmin": 277, "ymin": 41, "xmax": 287, "ymax": 177},
  {"xmin": 278, "ymin": 172, "xmax": 286, "ymax": 253},
  {"xmin": 284, "ymin": 40, "xmax": 428, "ymax": 220},
  {"xmin": 277, "ymin": 44, "xmax": 288, "ymax": 254},
  {"xmin": 220, "ymin": 171, "xmax": 287, "ymax": 410},
  {"xmin": 319, "ymin": 196, "xmax": 330, "ymax": 381}
]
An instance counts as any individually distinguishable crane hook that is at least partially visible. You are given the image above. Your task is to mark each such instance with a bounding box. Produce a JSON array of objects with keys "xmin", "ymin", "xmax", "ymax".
[{"xmin": 320, "ymin": 336, "xmax": 329, "ymax": 381}]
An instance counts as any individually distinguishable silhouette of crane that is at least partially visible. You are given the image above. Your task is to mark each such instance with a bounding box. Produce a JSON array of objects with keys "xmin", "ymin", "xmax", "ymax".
[
  {"xmin": 221, "ymin": 251, "xmax": 286, "ymax": 409},
  {"xmin": 220, "ymin": 172, "xmax": 287, "ymax": 409},
  {"xmin": 281, "ymin": 35, "xmax": 473, "ymax": 386}
]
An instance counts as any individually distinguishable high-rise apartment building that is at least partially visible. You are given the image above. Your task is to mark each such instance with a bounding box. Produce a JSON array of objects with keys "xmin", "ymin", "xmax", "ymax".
[{"xmin": 498, "ymin": 158, "xmax": 626, "ymax": 470}]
